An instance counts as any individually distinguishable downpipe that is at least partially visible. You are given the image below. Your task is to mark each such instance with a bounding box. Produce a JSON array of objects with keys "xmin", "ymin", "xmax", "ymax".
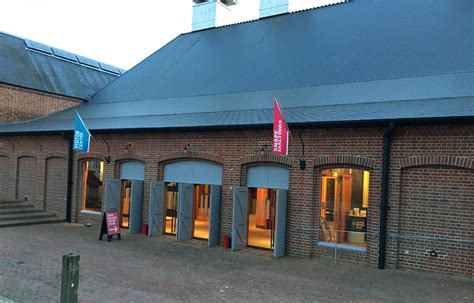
[
  {"xmin": 63, "ymin": 133, "xmax": 74, "ymax": 223},
  {"xmin": 378, "ymin": 122, "xmax": 395, "ymax": 270}
]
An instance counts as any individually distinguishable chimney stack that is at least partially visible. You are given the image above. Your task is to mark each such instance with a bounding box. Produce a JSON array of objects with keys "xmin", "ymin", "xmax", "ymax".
[
  {"xmin": 192, "ymin": 0, "xmax": 238, "ymax": 31},
  {"xmin": 259, "ymin": 0, "xmax": 288, "ymax": 18},
  {"xmin": 260, "ymin": 0, "xmax": 348, "ymax": 18}
]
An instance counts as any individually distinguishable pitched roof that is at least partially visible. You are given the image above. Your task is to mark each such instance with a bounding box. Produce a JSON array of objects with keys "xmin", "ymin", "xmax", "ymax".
[
  {"xmin": 0, "ymin": 32, "xmax": 122, "ymax": 100},
  {"xmin": 0, "ymin": 0, "xmax": 473, "ymax": 134},
  {"xmin": 90, "ymin": 0, "xmax": 473, "ymax": 103}
]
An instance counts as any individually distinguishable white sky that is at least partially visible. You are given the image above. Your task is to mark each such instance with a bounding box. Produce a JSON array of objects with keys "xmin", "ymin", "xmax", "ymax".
[{"xmin": 1, "ymin": 0, "xmax": 338, "ymax": 70}]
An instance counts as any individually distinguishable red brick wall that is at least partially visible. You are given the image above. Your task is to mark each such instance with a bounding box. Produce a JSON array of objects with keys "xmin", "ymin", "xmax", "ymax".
[
  {"xmin": 0, "ymin": 84, "xmax": 81, "ymax": 123},
  {"xmin": 44, "ymin": 157, "xmax": 68, "ymax": 218},
  {"xmin": 386, "ymin": 125, "xmax": 474, "ymax": 275},
  {"xmin": 0, "ymin": 136, "xmax": 69, "ymax": 207},
  {"xmin": 0, "ymin": 124, "xmax": 472, "ymax": 276},
  {"xmin": 399, "ymin": 167, "xmax": 473, "ymax": 276}
]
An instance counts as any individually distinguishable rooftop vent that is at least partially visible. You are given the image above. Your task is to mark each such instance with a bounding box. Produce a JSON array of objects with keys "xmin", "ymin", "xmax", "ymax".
[
  {"xmin": 260, "ymin": 0, "xmax": 288, "ymax": 18},
  {"xmin": 192, "ymin": 0, "xmax": 237, "ymax": 31},
  {"xmin": 260, "ymin": 0, "xmax": 348, "ymax": 18}
]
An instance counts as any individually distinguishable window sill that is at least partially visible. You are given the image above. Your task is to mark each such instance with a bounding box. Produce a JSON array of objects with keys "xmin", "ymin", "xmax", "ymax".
[
  {"xmin": 317, "ymin": 241, "xmax": 367, "ymax": 252},
  {"xmin": 80, "ymin": 210, "xmax": 102, "ymax": 216}
]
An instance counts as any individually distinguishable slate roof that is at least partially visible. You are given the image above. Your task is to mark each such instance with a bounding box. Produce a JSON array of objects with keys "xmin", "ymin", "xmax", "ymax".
[
  {"xmin": 0, "ymin": 0, "xmax": 472, "ymax": 134},
  {"xmin": 0, "ymin": 32, "xmax": 122, "ymax": 100}
]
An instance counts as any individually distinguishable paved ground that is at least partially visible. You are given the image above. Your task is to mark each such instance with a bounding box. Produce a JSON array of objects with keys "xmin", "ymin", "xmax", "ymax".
[{"xmin": 0, "ymin": 224, "xmax": 472, "ymax": 302}]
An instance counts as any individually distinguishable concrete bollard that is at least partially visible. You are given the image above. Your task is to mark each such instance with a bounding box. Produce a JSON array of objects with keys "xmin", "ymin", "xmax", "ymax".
[{"xmin": 60, "ymin": 252, "xmax": 80, "ymax": 303}]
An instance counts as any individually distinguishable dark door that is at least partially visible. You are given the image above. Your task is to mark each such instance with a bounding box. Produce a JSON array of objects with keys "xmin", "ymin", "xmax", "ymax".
[
  {"xmin": 208, "ymin": 185, "xmax": 221, "ymax": 247},
  {"xmin": 129, "ymin": 180, "xmax": 144, "ymax": 234},
  {"xmin": 104, "ymin": 179, "xmax": 121, "ymax": 213},
  {"xmin": 274, "ymin": 189, "xmax": 288, "ymax": 258}
]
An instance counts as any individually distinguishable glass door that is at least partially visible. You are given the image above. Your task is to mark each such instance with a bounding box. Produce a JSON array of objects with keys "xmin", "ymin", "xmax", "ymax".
[
  {"xmin": 247, "ymin": 188, "xmax": 276, "ymax": 249},
  {"xmin": 165, "ymin": 182, "xmax": 178, "ymax": 235},
  {"xmin": 120, "ymin": 180, "xmax": 131, "ymax": 228},
  {"xmin": 193, "ymin": 184, "xmax": 210, "ymax": 239}
]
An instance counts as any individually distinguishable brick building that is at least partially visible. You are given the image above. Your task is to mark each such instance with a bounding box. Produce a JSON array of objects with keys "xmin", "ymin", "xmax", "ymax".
[
  {"xmin": 0, "ymin": 32, "xmax": 121, "ymax": 123},
  {"xmin": 0, "ymin": 0, "xmax": 472, "ymax": 276}
]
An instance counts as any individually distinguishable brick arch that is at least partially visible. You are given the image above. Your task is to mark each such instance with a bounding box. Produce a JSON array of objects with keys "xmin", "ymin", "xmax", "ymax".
[
  {"xmin": 157, "ymin": 151, "xmax": 224, "ymax": 165},
  {"xmin": 16, "ymin": 152, "xmax": 38, "ymax": 160},
  {"xmin": 239, "ymin": 154, "xmax": 293, "ymax": 167},
  {"xmin": 77, "ymin": 152, "xmax": 108, "ymax": 161},
  {"xmin": 400, "ymin": 155, "xmax": 474, "ymax": 170},
  {"xmin": 314, "ymin": 155, "xmax": 375, "ymax": 169},
  {"xmin": 156, "ymin": 152, "xmax": 224, "ymax": 181},
  {"xmin": 0, "ymin": 151, "xmax": 12, "ymax": 158},
  {"xmin": 114, "ymin": 153, "xmax": 146, "ymax": 163},
  {"xmin": 44, "ymin": 152, "xmax": 68, "ymax": 160},
  {"xmin": 114, "ymin": 156, "xmax": 147, "ymax": 181}
]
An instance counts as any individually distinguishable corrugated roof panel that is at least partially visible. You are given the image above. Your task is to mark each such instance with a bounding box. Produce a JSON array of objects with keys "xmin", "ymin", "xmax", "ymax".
[{"xmin": 24, "ymin": 39, "xmax": 53, "ymax": 54}]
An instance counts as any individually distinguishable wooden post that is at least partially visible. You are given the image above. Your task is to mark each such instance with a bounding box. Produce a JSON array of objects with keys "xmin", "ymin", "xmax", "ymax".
[{"xmin": 60, "ymin": 252, "xmax": 80, "ymax": 303}]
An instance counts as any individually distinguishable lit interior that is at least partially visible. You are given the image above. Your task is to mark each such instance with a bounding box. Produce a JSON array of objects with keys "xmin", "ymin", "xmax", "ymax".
[
  {"xmin": 120, "ymin": 180, "xmax": 131, "ymax": 228},
  {"xmin": 165, "ymin": 182, "xmax": 178, "ymax": 235},
  {"xmin": 193, "ymin": 184, "xmax": 210, "ymax": 239},
  {"xmin": 248, "ymin": 188, "xmax": 276, "ymax": 250},
  {"xmin": 320, "ymin": 168, "xmax": 369, "ymax": 247},
  {"xmin": 82, "ymin": 160, "xmax": 104, "ymax": 211}
]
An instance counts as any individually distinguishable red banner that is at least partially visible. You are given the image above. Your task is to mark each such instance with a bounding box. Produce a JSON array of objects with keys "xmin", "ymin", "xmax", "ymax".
[
  {"xmin": 106, "ymin": 211, "xmax": 120, "ymax": 235},
  {"xmin": 273, "ymin": 98, "xmax": 289, "ymax": 155}
]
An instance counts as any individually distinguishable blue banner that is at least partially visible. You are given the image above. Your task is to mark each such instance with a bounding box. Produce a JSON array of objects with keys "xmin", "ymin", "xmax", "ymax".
[{"xmin": 73, "ymin": 112, "xmax": 91, "ymax": 153}]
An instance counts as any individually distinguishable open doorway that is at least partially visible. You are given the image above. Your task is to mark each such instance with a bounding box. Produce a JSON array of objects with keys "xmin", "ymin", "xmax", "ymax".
[
  {"xmin": 164, "ymin": 183, "xmax": 211, "ymax": 239},
  {"xmin": 120, "ymin": 180, "xmax": 131, "ymax": 228},
  {"xmin": 247, "ymin": 188, "xmax": 276, "ymax": 249},
  {"xmin": 193, "ymin": 184, "xmax": 210, "ymax": 240},
  {"xmin": 165, "ymin": 182, "xmax": 178, "ymax": 235}
]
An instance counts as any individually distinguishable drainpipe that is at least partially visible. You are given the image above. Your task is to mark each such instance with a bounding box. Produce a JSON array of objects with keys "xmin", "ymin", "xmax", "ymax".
[
  {"xmin": 63, "ymin": 133, "xmax": 74, "ymax": 223},
  {"xmin": 378, "ymin": 122, "xmax": 395, "ymax": 270}
]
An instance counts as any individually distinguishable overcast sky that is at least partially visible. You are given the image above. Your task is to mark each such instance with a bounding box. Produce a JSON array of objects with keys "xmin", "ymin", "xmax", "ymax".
[{"xmin": 1, "ymin": 0, "xmax": 338, "ymax": 70}]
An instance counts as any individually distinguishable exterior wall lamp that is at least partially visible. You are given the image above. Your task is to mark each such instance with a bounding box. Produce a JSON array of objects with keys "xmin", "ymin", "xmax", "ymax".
[{"xmin": 184, "ymin": 144, "xmax": 191, "ymax": 153}]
